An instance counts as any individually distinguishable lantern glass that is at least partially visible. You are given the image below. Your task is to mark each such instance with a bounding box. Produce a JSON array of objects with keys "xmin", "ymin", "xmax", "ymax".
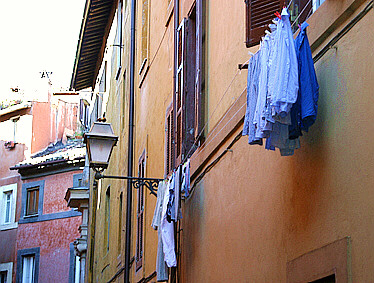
[{"xmin": 84, "ymin": 122, "xmax": 118, "ymax": 170}]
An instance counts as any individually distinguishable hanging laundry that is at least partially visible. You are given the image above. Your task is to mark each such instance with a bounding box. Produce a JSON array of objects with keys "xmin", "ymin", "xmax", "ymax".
[
  {"xmin": 289, "ymin": 22, "xmax": 319, "ymax": 139},
  {"xmin": 242, "ymin": 7, "xmax": 318, "ymax": 156},
  {"xmin": 161, "ymin": 177, "xmax": 177, "ymax": 267},
  {"xmin": 181, "ymin": 159, "xmax": 191, "ymax": 198},
  {"xmin": 151, "ymin": 180, "xmax": 169, "ymax": 281},
  {"xmin": 166, "ymin": 168, "xmax": 182, "ymax": 222},
  {"xmin": 267, "ymin": 7, "xmax": 299, "ymax": 118},
  {"xmin": 243, "ymin": 51, "xmax": 262, "ymax": 145}
]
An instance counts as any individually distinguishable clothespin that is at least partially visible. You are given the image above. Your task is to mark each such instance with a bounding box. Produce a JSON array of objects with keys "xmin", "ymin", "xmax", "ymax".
[
  {"xmin": 274, "ymin": 11, "xmax": 281, "ymax": 20},
  {"xmin": 298, "ymin": 23, "xmax": 301, "ymax": 30}
]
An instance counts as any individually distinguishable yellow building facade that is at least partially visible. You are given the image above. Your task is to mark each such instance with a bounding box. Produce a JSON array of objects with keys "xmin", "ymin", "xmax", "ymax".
[{"xmin": 71, "ymin": 0, "xmax": 374, "ymax": 282}]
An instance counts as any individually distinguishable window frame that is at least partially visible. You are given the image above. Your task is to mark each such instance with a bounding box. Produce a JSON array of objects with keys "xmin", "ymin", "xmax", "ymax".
[
  {"xmin": 0, "ymin": 262, "xmax": 13, "ymax": 283},
  {"xmin": 135, "ymin": 150, "xmax": 146, "ymax": 271},
  {"xmin": 116, "ymin": 0, "xmax": 123, "ymax": 80},
  {"xmin": 16, "ymin": 247, "xmax": 40, "ymax": 283},
  {"xmin": 0, "ymin": 183, "xmax": 18, "ymax": 230},
  {"xmin": 25, "ymin": 187, "xmax": 39, "ymax": 217},
  {"xmin": 21, "ymin": 181, "xmax": 44, "ymax": 221}
]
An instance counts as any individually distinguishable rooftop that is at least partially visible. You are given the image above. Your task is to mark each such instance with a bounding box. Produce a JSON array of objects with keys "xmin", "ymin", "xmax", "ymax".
[{"xmin": 11, "ymin": 139, "xmax": 86, "ymax": 170}]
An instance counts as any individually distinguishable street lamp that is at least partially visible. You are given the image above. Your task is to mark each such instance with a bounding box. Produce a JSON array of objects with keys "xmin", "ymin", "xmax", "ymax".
[
  {"xmin": 84, "ymin": 122, "xmax": 162, "ymax": 195},
  {"xmin": 84, "ymin": 122, "xmax": 118, "ymax": 172},
  {"xmin": 84, "ymin": 122, "xmax": 163, "ymax": 283}
]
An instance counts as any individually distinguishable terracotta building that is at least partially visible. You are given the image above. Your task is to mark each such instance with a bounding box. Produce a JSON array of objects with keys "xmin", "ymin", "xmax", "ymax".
[
  {"xmin": 70, "ymin": 0, "xmax": 374, "ymax": 282},
  {"xmin": 0, "ymin": 84, "xmax": 85, "ymax": 282}
]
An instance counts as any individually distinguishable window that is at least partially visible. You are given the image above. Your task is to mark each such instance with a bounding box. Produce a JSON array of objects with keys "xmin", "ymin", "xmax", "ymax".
[
  {"xmin": 16, "ymin": 248, "xmax": 40, "ymax": 283},
  {"xmin": 116, "ymin": 0, "xmax": 123, "ymax": 80},
  {"xmin": 74, "ymin": 256, "xmax": 80, "ymax": 283},
  {"xmin": 0, "ymin": 183, "xmax": 17, "ymax": 230},
  {"xmin": 69, "ymin": 243, "xmax": 81, "ymax": 283},
  {"xmin": 165, "ymin": 1, "xmax": 204, "ymax": 175},
  {"xmin": 21, "ymin": 181, "xmax": 44, "ymax": 223},
  {"xmin": 73, "ymin": 173, "xmax": 83, "ymax": 188},
  {"xmin": 26, "ymin": 187, "xmax": 39, "ymax": 216},
  {"xmin": 0, "ymin": 262, "xmax": 13, "ymax": 283},
  {"xmin": 79, "ymin": 99, "xmax": 90, "ymax": 130},
  {"xmin": 22, "ymin": 256, "xmax": 35, "ymax": 283},
  {"xmin": 245, "ymin": 0, "xmax": 319, "ymax": 47},
  {"xmin": 136, "ymin": 152, "xmax": 145, "ymax": 270},
  {"xmin": 165, "ymin": 103, "xmax": 174, "ymax": 176},
  {"xmin": 118, "ymin": 192, "xmax": 123, "ymax": 253},
  {"xmin": 104, "ymin": 187, "xmax": 111, "ymax": 253},
  {"xmin": 287, "ymin": 237, "xmax": 350, "ymax": 282},
  {"xmin": 139, "ymin": 0, "xmax": 149, "ymax": 75},
  {"xmin": 313, "ymin": 0, "xmax": 325, "ymax": 11},
  {"xmin": 310, "ymin": 274, "xmax": 336, "ymax": 283}
]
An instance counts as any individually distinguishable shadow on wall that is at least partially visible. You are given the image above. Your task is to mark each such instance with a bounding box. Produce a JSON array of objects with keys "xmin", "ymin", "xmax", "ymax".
[{"xmin": 286, "ymin": 48, "xmax": 342, "ymax": 241}]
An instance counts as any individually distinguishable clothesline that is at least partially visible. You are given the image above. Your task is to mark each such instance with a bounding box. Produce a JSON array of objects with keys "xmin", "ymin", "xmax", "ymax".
[
  {"xmin": 189, "ymin": 86, "xmax": 247, "ymax": 164},
  {"xmin": 182, "ymin": 59, "xmax": 249, "ymax": 164}
]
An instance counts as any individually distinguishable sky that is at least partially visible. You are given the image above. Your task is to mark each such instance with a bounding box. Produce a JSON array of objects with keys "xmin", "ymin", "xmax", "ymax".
[{"xmin": 0, "ymin": 0, "xmax": 86, "ymax": 101}]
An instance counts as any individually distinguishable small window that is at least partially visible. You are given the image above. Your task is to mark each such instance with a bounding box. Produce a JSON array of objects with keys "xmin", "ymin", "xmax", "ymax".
[
  {"xmin": 116, "ymin": 0, "xmax": 123, "ymax": 80},
  {"xmin": 104, "ymin": 187, "xmax": 111, "ymax": 253},
  {"xmin": 139, "ymin": 0, "xmax": 149, "ymax": 75},
  {"xmin": 26, "ymin": 187, "xmax": 39, "ymax": 216},
  {"xmin": 22, "ymin": 255, "xmax": 35, "ymax": 283},
  {"xmin": 74, "ymin": 256, "xmax": 80, "ymax": 283},
  {"xmin": 313, "ymin": 0, "xmax": 325, "ymax": 11},
  {"xmin": 310, "ymin": 274, "xmax": 336, "ymax": 283},
  {"xmin": 0, "ymin": 271, "xmax": 7, "ymax": 283},
  {"xmin": 4, "ymin": 192, "xmax": 12, "ymax": 224},
  {"xmin": 0, "ymin": 262, "xmax": 13, "ymax": 283},
  {"xmin": 136, "ymin": 152, "xmax": 146, "ymax": 270},
  {"xmin": 1, "ymin": 184, "xmax": 17, "ymax": 229}
]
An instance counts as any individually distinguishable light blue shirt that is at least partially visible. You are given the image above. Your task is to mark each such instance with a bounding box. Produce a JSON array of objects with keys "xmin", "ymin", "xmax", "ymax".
[{"xmin": 267, "ymin": 8, "xmax": 299, "ymax": 117}]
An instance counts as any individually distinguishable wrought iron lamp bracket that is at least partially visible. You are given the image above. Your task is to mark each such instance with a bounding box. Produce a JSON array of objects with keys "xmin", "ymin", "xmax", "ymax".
[{"xmin": 94, "ymin": 172, "xmax": 162, "ymax": 197}]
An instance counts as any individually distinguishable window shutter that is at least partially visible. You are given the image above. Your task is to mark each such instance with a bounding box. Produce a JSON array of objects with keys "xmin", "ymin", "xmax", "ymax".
[
  {"xmin": 194, "ymin": 0, "xmax": 204, "ymax": 141},
  {"xmin": 136, "ymin": 157, "xmax": 145, "ymax": 270},
  {"xmin": 175, "ymin": 19, "xmax": 186, "ymax": 166},
  {"xmin": 165, "ymin": 103, "xmax": 174, "ymax": 176},
  {"xmin": 245, "ymin": 0, "xmax": 285, "ymax": 47},
  {"xmin": 184, "ymin": 14, "xmax": 197, "ymax": 158}
]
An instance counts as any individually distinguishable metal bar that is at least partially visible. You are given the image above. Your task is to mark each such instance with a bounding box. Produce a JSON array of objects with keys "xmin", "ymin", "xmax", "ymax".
[{"xmin": 96, "ymin": 173, "xmax": 162, "ymax": 197}]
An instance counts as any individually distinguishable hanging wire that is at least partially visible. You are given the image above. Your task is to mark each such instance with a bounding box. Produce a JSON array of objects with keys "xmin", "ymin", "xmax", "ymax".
[
  {"xmin": 182, "ymin": 60, "xmax": 249, "ymax": 164},
  {"xmin": 189, "ymin": 86, "xmax": 247, "ymax": 163},
  {"xmin": 287, "ymin": 0, "xmax": 294, "ymax": 10},
  {"xmin": 291, "ymin": 0, "xmax": 313, "ymax": 28}
]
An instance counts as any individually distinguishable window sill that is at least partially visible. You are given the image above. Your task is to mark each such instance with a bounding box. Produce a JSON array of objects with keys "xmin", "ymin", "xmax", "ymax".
[
  {"xmin": 23, "ymin": 214, "xmax": 38, "ymax": 218},
  {"xmin": 0, "ymin": 222, "xmax": 18, "ymax": 231}
]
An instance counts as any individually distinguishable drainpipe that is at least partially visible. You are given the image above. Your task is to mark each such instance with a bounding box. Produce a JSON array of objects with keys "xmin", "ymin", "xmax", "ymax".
[
  {"xmin": 124, "ymin": 0, "xmax": 136, "ymax": 282},
  {"xmin": 173, "ymin": 0, "xmax": 179, "ymax": 175},
  {"xmin": 171, "ymin": 1, "xmax": 179, "ymax": 282}
]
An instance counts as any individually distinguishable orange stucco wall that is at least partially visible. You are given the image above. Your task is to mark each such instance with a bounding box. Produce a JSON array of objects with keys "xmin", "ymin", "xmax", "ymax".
[{"xmin": 90, "ymin": 0, "xmax": 374, "ymax": 282}]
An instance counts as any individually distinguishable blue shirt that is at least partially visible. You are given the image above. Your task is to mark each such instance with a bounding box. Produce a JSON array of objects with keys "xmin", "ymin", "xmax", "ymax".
[{"xmin": 289, "ymin": 22, "xmax": 319, "ymax": 139}]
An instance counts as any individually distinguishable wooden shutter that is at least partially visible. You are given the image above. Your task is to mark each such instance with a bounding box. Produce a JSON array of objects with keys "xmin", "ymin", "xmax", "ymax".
[
  {"xmin": 194, "ymin": 0, "xmax": 203, "ymax": 140},
  {"xmin": 165, "ymin": 103, "xmax": 174, "ymax": 176},
  {"xmin": 136, "ymin": 154, "xmax": 145, "ymax": 270},
  {"xmin": 245, "ymin": 0, "xmax": 285, "ymax": 47},
  {"xmin": 184, "ymin": 11, "xmax": 197, "ymax": 158},
  {"xmin": 175, "ymin": 19, "xmax": 187, "ymax": 165}
]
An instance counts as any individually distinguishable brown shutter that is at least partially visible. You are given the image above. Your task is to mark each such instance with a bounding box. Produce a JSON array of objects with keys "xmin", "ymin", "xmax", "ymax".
[
  {"xmin": 245, "ymin": 0, "xmax": 285, "ymax": 47},
  {"xmin": 194, "ymin": 0, "xmax": 202, "ymax": 141},
  {"xmin": 136, "ymin": 155, "xmax": 145, "ymax": 270},
  {"xmin": 165, "ymin": 103, "xmax": 174, "ymax": 176},
  {"xmin": 175, "ymin": 19, "xmax": 186, "ymax": 166},
  {"xmin": 184, "ymin": 13, "xmax": 197, "ymax": 159}
]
